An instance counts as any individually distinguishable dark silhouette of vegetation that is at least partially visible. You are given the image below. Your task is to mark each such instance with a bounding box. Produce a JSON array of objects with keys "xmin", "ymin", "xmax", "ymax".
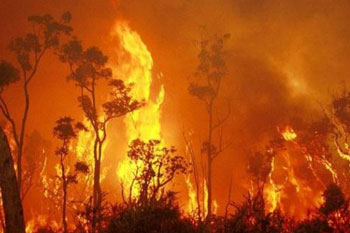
[
  {"xmin": 188, "ymin": 33, "xmax": 231, "ymax": 219},
  {"xmin": 107, "ymin": 193, "xmax": 196, "ymax": 233},
  {"xmin": 59, "ymin": 38, "xmax": 144, "ymax": 232},
  {"xmin": 53, "ymin": 117, "xmax": 89, "ymax": 233},
  {"xmin": 0, "ymin": 127, "xmax": 25, "ymax": 233},
  {"xmin": 0, "ymin": 12, "xmax": 72, "ymax": 196},
  {"xmin": 122, "ymin": 139, "xmax": 190, "ymax": 206}
]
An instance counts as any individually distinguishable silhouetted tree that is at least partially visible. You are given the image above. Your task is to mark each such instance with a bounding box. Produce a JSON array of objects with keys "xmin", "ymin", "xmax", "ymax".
[
  {"xmin": 188, "ymin": 33, "xmax": 230, "ymax": 218},
  {"xmin": 124, "ymin": 139, "xmax": 190, "ymax": 205},
  {"xmin": 53, "ymin": 117, "xmax": 89, "ymax": 233},
  {"xmin": 319, "ymin": 183, "xmax": 350, "ymax": 232},
  {"xmin": 247, "ymin": 149, "xmax": 274, "ymax": 189},
  {"xmin": 59, "ymin": 39, "xmax": 143, "ymax": 232},
  {"xmin": 225, "ymin": 189, "xmax": 287, "ymax": 233},
  {"xmin": 0, "ymin": 127, "xmax": 25, "ymax": 233},
  {"xmin": 0, "ymin": 12, "xmax": 72, "ymax": 194},
  {"xmin": 22, "ymin": 131, "xmax": 50, "ymax": 199},
  {"xmin": 319, "ymin": 183, "xmax": 345, "ymax": 216}
]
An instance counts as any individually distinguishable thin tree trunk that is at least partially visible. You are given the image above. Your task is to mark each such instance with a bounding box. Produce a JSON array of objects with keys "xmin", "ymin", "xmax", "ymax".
[
  {"xmin": 207, "ymin": 102, "xmax": 213, "ymax": 219},
  {"xmin": 17, "ymin": 81, "xmax": 30, "ymax": 194},
  {"xmin": 0, "ymin": 127, "xmax": 25, "ymax": 233},
  {"xmin": 61, "ymin": 155, "xmax": 68, "ymax": 233},
  {"xmin": 92, "ymin": 158, "xmax": 101, "ymax": 233}
]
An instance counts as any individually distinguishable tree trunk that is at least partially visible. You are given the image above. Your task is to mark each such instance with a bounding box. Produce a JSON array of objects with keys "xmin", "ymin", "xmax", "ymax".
[
  {"xmin": 207, "ymin": 103, "xmax": 213, "ymax": 219},
  {"xmin": 0, "ymin": 127, "xmax": 25, "ymax": 233},
  {"xmin": 62, "ymin": 181, "xmax": 68, "ymax": 233},
  {"xmin": 17, "ymin": 82, "xmax": 30, "ymax": 194},
  {"xmin": 61, "ymin": 157, "xmax": 68, "ymax": 233},
  {"xmin": 92, "ymin": 158, "xmax": 101, "ymax": 233}
]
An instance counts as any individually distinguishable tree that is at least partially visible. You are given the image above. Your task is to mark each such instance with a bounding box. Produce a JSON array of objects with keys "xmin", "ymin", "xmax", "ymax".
[
  {"xmin": 123, "ymin": 139, "xmax": 190, "ymax": 205},
  {"xmin": 59, "ymin": 39, "xmax": 143, "ymax": 232},
  {"xmin": 22, "ymin": 131, "xmax": 51, "ymax": 200},
  {"xmin": 0, "ymin": 126, "xmax": 25, "ymax": 233},
  {"xmin": 247, "ymin": 148, "xmax": 274, "ymax": 189},
  {"xmin": 188, "ymin": 33, "xmax": 230, "ymax": 218},
  {"xmin": 0, "ymin": 12, "xmax": 72, "ymax": 195},
  {"xmin": 319, "ymin": 183, "xmax": 345, "ymax": 216},
  {"xmin": 53, "ymin": 117, "xmax": 89, "ymax": 233}
]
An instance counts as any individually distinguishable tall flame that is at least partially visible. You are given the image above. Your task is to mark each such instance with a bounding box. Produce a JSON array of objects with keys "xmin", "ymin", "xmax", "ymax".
[{"xmin": 112, "ymin": 21, "xmax": 165, "ymax": 199}]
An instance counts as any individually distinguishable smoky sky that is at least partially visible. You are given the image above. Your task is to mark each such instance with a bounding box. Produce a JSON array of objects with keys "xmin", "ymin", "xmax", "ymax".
[{"xmin": 1, "ymin": 0, "xmax": 350, "ymax": 214}]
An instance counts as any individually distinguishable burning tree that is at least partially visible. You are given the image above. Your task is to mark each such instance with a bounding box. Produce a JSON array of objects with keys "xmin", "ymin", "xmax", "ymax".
[
  {"xmin": 188, "ymin": 33, "xmax": 231, "ymax": 219},
  {"xmin": 59, "ymin": 39, "xmax": 143, "ymax": 232},
  {"xmin": 52, "ymin": 117, "xmax": 89, "ymax": 233},
  {"xmin": 0, "ymin": 12, "xmax": 72, "ymax": 196},
  {"xmin": 122, "ymin": 139, "xmax": 190, "ymax": 205}
]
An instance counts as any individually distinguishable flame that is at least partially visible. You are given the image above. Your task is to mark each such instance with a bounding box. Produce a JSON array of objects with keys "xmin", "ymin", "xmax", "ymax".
[
  {"xmin": 264, "ymin": 157, "xmax": 281, "ymax": 212},
  {"xmin": 213, "ymin": 200, "xmax": 219, "ymax": 215},
  {"xmin": 203, "ymin": 179, "xmax": 208, "ymax": 216},
  {"xmin": 25, "ymin": 215, "xmax": 59, "ymax": 233},
  {"xmin": 280, "ymin": 125, "xmax": 297, "ymax": 141},
  {"xmin": 185, "ymin": 176, "xmax": 197, "ymax": 214},
  {"xmin": 112, "ymin": 21, "xmax": 165, "ymax": 199}
]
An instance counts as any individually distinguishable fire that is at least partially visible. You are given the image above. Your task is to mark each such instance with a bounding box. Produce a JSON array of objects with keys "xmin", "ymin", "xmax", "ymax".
[
  {"xmin": 264, "ymin": 157, "xmax": 281, "ymax": 212},
  {"xmin": 262, "ymin": 126, "xmax": 327, "ymax": 218},
  {"xmin": 279, "ymin": 125, "xmax": 297, "ymax": 141},
  {"xmin": 185, "ymin": 176, "xmax": 197, "ymax": 214},
  {"xmin": 112, "ymin": 21, "xmax": 165, "ymax": 199},
  {"xmin": 25, "ymin": 215, "xmax": 59, "ymax": 233},
  {"xmin": 203, "ymin": 179, "xmax": 208, "ymax": 216},
  {"xmin": 213, "ymin": 200, "xmax": 219, "ymax": 215}
]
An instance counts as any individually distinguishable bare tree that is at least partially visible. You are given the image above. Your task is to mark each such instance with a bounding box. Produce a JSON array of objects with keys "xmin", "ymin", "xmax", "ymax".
[
  {"xmin": 0, "ymin": 127, "xmax": 25, "ymax": 233},
  {"xmin": 188, "ymin": 33, "xmax": 231, "ymax": 218},
  {"xmin": 0, "ymin": 12, "xmax": 72, "ymax": 194},
  {"xmin": 59, "ymin": 39, "xmax": 143, "ymax": 233}
]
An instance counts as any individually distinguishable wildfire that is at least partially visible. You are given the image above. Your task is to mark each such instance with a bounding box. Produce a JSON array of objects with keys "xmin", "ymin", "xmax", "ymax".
[
  {"xmin": 25, "ymin": 215, "xmax": 59, "ymax": 233},
  {"xmin": 279, "ymin": 125, "xmax": 297, "ymax": 141},
  {"xmin": 264, "ymin": 157, "xmax": 281, "ymax": 212},
  {"xmin": 112, "ymin": 21, "xmax": 165, "ymax": 199},
  {"xmin": 185, "ymin": 176, "xmax": 197, "ymax": 214}
]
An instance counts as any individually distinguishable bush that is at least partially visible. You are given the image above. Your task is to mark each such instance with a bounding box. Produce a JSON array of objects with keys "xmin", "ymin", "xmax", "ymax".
[{"xmin": 107, "ymin": 192, "xmax": 196, "ymax": 233}]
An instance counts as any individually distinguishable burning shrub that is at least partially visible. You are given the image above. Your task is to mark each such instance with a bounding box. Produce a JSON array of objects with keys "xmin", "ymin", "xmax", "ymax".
[
  {"xmin": 320, "ymin": 183, "xmax": 346, "ymax": 216},
  {"xmin": 121, "ymin": 139, "xmax": 191, "ymax": 205},
  {"xmin": 224, "ymin": 189, "xmax": 288, "ymax": 233}
]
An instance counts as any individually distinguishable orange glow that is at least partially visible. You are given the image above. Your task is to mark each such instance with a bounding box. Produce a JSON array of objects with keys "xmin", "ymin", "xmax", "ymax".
[
  {"xmin": 279, "ymin": 125, "xmax": 297, "ymax": 141},
  {"xmin": 1, "ymin": 2, "xmax": 350, "ymax": 231},
  {"xmin": 264, "ymin": 157, "xmax": 281, "ymax": 212},
  {"xmin": 112, "ymin": 21, "xmax": 165, "ymax": 199}
]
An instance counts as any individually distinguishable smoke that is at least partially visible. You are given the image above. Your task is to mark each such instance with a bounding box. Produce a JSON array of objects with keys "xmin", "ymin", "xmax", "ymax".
[{"xmin": 115, "ymin": 0, "xmax": 350, "ymax": 213}]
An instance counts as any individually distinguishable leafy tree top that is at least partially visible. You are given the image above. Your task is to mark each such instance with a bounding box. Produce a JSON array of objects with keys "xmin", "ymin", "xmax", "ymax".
[{"xmin": 0, "ymin": 61, "xmax": 19, "ymax": 91}]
